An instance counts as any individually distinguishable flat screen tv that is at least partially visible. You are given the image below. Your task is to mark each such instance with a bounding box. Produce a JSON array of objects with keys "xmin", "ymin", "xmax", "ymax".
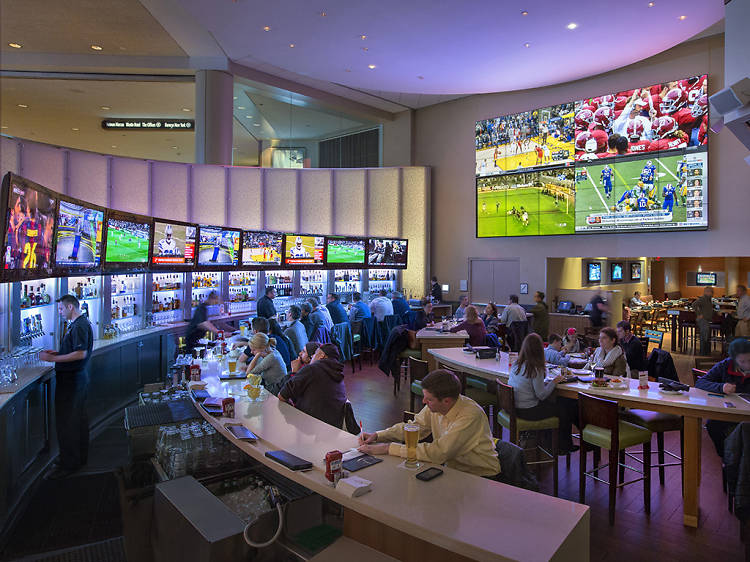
[
  {"xmin": 283, "ymin": 234, "xmax": 325, "ymax": 266},
  {"xmin": 476, "ymin": 74, "xmax": 709, "ymax": 237},
  {"xmin": 242, "ymin": 231, "xmax": 283, "ymax": 268},
  {"xmin": 367, "ymin": 238, "xmax": 408, "ymax": 268},
  {"xmin": 630, "ymin": 262, "xmax": 642, "ymax": 281},
  {"xmin": 151, "ymin": 219, "xmax": 196, "ymax": 268},
  {"xmin": 325, "ymin": 236, "xmax": 366, "ymax": 267},
  {"xmin": 103, "ymin": 211, "xmax": 152, "ymax": 269},
  {"xmin": 610, "ymin": 262, "xmax": 624, "ymax": 282},
  {"xmin": 696, "ymin": 272, "xmax": 717, "ymax": 286},
  {"xmin": 196, "ymin": 225, "xmax": 241, "ymax": 268},
  {"xmin": 587, "ymin": 262, "xmax": 602, "ymax": 283},
  {"xmin": 1, "ymin": 173, "xmax": 57, "ymax": 280},
  {"xmin": 54, "ymin": 197, "xmax": 105, "ymax": 273}
]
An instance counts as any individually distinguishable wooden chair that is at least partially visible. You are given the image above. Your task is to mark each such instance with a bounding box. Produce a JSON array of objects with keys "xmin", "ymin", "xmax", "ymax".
[
  {"xmin": 578, "ymin": 392, "xmax": 652, "ymax": 525},
  {"xmin": 678, "ymin": 310, "xmax": 697, "ymax": 354},
  {"xmin": 408, "ymin": 356, "xmax": 428, "ymax": 413},
  {"xmin": 695, "ymin": 356, "xmax": 716, "ymax": 372},
  {"xmin": 621, "ymin": 410, "xmax": 684, "ymax": 487},
  {"xmin": 350, "ymin": 320, "xmax": 364, "ymax": 372},
  {"xmin": 690, "ymin": 368, "xmax": 707, "ymax": 387},
  {"xmin": 464, "ymin": 376, "xmax": 498, "ymax": 437},
  {"xmin": 496, "ymin": 380, "xmax": 559, "ymax": 496},
  {"xmin": 402, "ymin": 411, "xmax": 432, "ymax": 443}
]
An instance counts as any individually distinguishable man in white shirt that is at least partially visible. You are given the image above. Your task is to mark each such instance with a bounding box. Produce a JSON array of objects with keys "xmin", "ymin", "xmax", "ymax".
[
  {"xmin": 369, "ymin": 290, "xmax": 394, "ymax": 322},
  {"xmin": 736, "ymin": 285, "xmax": 750, "ymax": 338},
  {"xmin": 630, "ymin": 291, "xmax": 646, "ymax": 307},
  {"xmin": 454, "ymin": 295, "xmax": 468, "ymax": 319},
  {"xmin": 499, "ymin": 294, "xmax": 527, "ymax": 327}
]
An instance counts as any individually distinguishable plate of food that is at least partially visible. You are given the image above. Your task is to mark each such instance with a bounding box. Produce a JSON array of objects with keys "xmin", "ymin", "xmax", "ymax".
[
  {"xmin": 608, "ymin": 377, "xmax": 629, "ymax": 390},
  {"xmin": 590, "ymin": 378, "xmax": 610, "ymax": 388},
  {"xmin": 569, "ymin": 368, "xmax": 593, "ymax": 377}
]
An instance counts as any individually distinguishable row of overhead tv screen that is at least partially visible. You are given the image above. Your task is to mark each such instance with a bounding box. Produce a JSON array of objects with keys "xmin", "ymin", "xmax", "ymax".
[{"xmin": 0, "ymin": 173, "xmax": 407, "ymax": 280}]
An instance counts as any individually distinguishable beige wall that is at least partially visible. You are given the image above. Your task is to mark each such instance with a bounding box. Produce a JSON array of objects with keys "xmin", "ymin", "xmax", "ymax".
[
  {"xmin": 382, "ymin": 110, "xmax": 414, "ymax": 167},
  {"xmin": 415, "ymin": 35, "xmax": 747, "ymax": 305}
]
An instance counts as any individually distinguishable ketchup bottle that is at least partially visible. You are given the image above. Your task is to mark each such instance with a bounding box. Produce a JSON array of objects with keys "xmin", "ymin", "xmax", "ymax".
[{"xmin": 325, "ymin": 450, "xmax": 343, "ymax": 486}]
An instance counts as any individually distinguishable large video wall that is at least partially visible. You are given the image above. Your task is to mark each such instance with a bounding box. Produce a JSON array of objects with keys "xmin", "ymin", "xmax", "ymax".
[{"xmin": 475, "ymin": 74, "xmax": 708, "ymax": 237}]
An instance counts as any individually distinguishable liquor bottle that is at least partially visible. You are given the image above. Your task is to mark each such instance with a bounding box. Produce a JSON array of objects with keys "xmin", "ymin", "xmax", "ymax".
[
  {"xmin": 133, "ymin": 297, "xmax": 138, "ymax": 316},
  {"xmin": 82, "ymin": 302, "xmax": 90, "ymax": 318},
  {"xmin": 120, "ymin": 279, "xmax": 126, "ymax": 294},
  {"xmin": 41, "ymin": 283, "xmax": 50, "ymax": 305},
  {"xmin": 36, "ymin": 287, "xmax": 43, "ymax": 306}
]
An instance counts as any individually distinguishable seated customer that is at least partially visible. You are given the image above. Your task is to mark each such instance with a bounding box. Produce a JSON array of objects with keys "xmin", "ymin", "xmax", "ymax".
[
  {"xmin": 454, "ymin": 295, "xmax": 469, "ymax": 319},
  {"xmin": 291, "ymin": 342, "xmax": 320, "ymax": 374},
  {"xmin": 450, "ymin": 305, "xmax": 487, "ymax": 347},
  {"xmin": 508, "ymin": 333, "xmax": 578, "ymax": 453},
  {"xmin": 309, "ymin": 297, "xmax": 334, "ymax": 333},
  {"xmin": 326, "ymin": 293, "xmax": 349, "ymax": 325},
  {"xmin": 391, "ymin": 292, "xmax": 410, "ymax": 319},
  {"xmin": 584, "ymin": 327, "xmax": 627, "ymax": 377},
  {"xmin": 616, "ymin": 320, "xmax": 646, "ymax": 374},
  {"xmin": 370, "ymin": 290, "xmax": 394, "ymax": 322},
  {"xmin": 279, "ymin": 343, "xmax": 347, "ymax": 428},
  {"xmin": 696, "ymin": 338, "xmax": 750, "ymax": 458},
  {"xmin": 268, "ymin": 319, "xmax": 293, "ymax": 372},
  {"xmin": 482, "ymin": 303, "xmax": 500, "ymax": 333},
  {"xmin": 411, "ymin": 298, "xmax": 435, "ymax": 331},
  {"xmin": 544, "ymin": 333, "xmax": 571, "ymax": 367},
  {"xmin": 358, "ymin": 369, "xmax": 500, "ymax": 478},
  {"xmin": 499, "ymin": 294, "xmax": 527, "ymax": 327},
  {"xmin": 300, "ymin": 302, "xmax": 315, "ymax": 338},
  {"xmin": 245, "ymin": 333, "xmax": 287, "ymax": 395},
  {"xmin": 562, "ymin": 328, "xmax": 580, "ymax": 353},
  {"xmin": 284, "ymin": 305, "xmax": 308, "ymax": 356},
  {"xmin": 348, "ymin": 292, "xmax": 371, "ymax": 322},
  {"xmin": 238, "ymin": 316, "xmax": 271, "ymax": 366},
  {"xmin": 630, "ymin": 291, "xmax": 646, "ymax": 307}
]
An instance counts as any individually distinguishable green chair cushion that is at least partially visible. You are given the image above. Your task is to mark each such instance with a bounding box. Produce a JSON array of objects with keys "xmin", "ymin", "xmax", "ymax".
[
  {"xmin": 582, "ymin": 421, "xmax": 652, "ymax": 450},
  {"xmin": 465, "ymin": 387, "xmax": 497, "ymax": 408},
  {"xmin": 352, "ymin": 334, "xmax": 361, "ymax": 343},
  {"xmin": 621, "ymin": 409, "xmax": 682, "ymax": 433},
  {"xmin": 466, "ymin": 376, "xmax": 489, "ymax": 392},
  {"xmin": 398, "ymin": 349, "xmax": 423, "ymax": 360},
  {"xmin": 496, "ymin": 409, "xmax": 559, "ymax": 432},
  {"xmin": 410, "ymin": 380, "xmax": 424, "ymax": 396}
]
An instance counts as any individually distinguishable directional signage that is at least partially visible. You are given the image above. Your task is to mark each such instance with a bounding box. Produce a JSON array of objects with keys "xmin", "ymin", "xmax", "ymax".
[{"xmin": 101, "ymin": 119, "xmax": 194, "ymax": 131}]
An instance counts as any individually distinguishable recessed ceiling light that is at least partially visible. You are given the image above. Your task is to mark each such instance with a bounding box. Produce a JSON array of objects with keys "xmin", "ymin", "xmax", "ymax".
[
  {"xmin": 233, "ymin": 96, "xmax": 238, "ymax": 100},
  {"xmin": 171, "ymin": 146, "xmax": 178, "ymax": 149},
  {"xmin": 237, "ymin": 106, "xmax": 246, "ymax": 110},
  {"xmin": 520, "ymin": 10, "xmax": 528, "ymax": 16},
  {"xmin": 679, "ymin": 15, "xmax": 686, "ymax": 20},
  {"xmin": 245, "ymin": 115, "xmax": 253, "ymax": 118},
  {"xmin": 100, "ymin": 105, "xmax": 111, "ymax": 110},
  {"xmin": 253, "ymin": 123, "xmax": 261, "ymax": 126},
  {"xmin": 17, "ymin": 104, "xmax": 28, "ymax": 108},
  {"xmin": 90, "ymin": 44, "xmax": 103, "ymax": 50},
  {"xmin": 111, "ymin": 145, "xmax": 117, "ymax": 148},
  {"xmin": 344, "ymin": 68, "xmax": 351, "ymax": 72},
  {"xmin": 8, "ymin": 42, "xmax": 22, "ymax": 49},
  {"xmin": 289, "ymin": 43, "xmax": 295, "ymax": 48},
  {"xmin": 1, "ymin": 126, "xmax": 8, "ymax": 129},
  {"xmin": 368, "ymin": 64, "xmax": 376, "ymax": 69},
  {"xmin": 320, "ymin": 11, "xmax": 327, "ymax": 16},
  {"xmin": 181, "ymin": 107, "xmax": 191, "ymax": 112},
  {"xmin": 263, "ymin": 25, "xmax": 271, "ymax": 32},
  {"xmin": 360, "ymin": 35, "xmax": 367, "ymax": 40},
  {"xmin": 524, "ymin": 42, "xmax": 531, "ymax": 48},
  {"xmin": 71, "ymin": 127, "xmax": 79, "ymax": 131},
  {"xmin": 647, "ymin": 1, "xmax": 654, "ymax": 6},
  {"xmin": 566, "ymin": 22, "xmax": 578, "ymax": 30}
]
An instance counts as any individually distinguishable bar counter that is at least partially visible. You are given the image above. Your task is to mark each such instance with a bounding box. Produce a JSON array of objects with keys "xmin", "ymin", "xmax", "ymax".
[{"xmin": 195, "ymin": 375, "xmax": 590, "ymax": 562}]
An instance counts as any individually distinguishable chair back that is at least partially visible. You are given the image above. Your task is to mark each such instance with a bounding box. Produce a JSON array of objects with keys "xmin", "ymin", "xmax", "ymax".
[
  {"xmin": 694, "ymin": 356, "xmax": 715, "ymax": 371},
  {"xmin": 644, "ymin": 329, "xmax": 664, "ymax": 349},
  {"xmin": 331, "ymin": 322, "xmax": 353, "ymax": 361},
  {"xmin": 403, "ymin": 410, "xmax": 419, "ymax": 423},
  {"xmin": 507, "ymin": 320, "xmax": 529, "ymax": 352},
  {"xmin": 361, "ymin": 317, "xmax": 376, "ymax": 348},
  {"xmin": 485, "ymin": 333, "xmax": 500, "ymax": 348},
  {"xmin": 690, "ymin": 368, "xmax": 707, "ymax": 387},
  {"xmin": 402, "ymin": 309, "xmax": 417, "ymax": 329},
  {"xmin": 578, "ymin": 392, "xmax": 620, "ymax": 447},
  {"xmin": 311, "ymin": 326, "xmax": 333, "ymax": 344},
  {"xmin": 343, "ymin": 401, "xmax": 360, "ymax": 435},
  {"xmin": 679, "ymin": 309, "xmax": 696, "ymax": 324},
  {"xmin": 408, "ymin": 356, "xmax": 428, "ymax": 384},
  {"xmin": 496, "ymin": 379, "xmax": 516, "ymax": 416},
  {"xmin": 351, "ymin": 320, "xmax": 362, "ymax": 337}
]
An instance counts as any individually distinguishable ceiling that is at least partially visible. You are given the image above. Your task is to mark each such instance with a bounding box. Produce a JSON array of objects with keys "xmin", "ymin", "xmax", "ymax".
[{"xmin": 178, "ymin": 0, "xmax": 724, "ymax": 95}]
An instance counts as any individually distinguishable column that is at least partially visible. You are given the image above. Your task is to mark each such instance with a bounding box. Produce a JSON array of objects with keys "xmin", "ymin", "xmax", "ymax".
[{"xmin": 194, "ymin": 70, "xmax": 233, "ymax": 165}]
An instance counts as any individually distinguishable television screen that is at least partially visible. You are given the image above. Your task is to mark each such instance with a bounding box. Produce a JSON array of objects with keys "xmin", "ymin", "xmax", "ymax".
[
  {"xmin": 151, "ymin": 220, "xmax": 196, "ymax": 267},
  {"xmin": 1, "ymin": 174, "xmax": 56, "ymax": 273},
  {"xmin": 367, "ymin": 238, "xmax": 407, "ymax": 267},
  {"xmin": 242, "ymin": 231, "xmax": 282, "ymax": 267},
  {"xmin": 197, "ymin": 226, "xmax": 240, "ymax": 267},
  {"xmin": 326, "ymin": 237, "xmax": 366, "ymax": 265},
  {"xmin": 588, "ymin": 262, "xmax": 602, "ymax": 283},
  {"xmin": 105, "ymin": 216, "xmax": 151, "ymax": 264},
  {"xmin": 696, "ymin": 272, "xmax": 716, "ymax": 286},
  {"xmin": 631, "ymin": 262, "xmax": 642, "ymax": 280},
  {"xmin": 55, "ymin": 200, "xmax": 104, "ymax": 269},
  {"xmin": 283, "ymin": 234, "xmax": 324, "ymax": 266},
  {"xmin": 610, "ymin": 262, "xmax": 624, "ymax": 282}
]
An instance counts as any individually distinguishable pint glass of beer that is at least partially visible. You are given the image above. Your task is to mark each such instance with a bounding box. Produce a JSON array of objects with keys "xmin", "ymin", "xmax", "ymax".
[
  {"xmin": 228, "ymin": 359, "xmax": 237, "ymax": 373},
  {"xmin": 404, "ymin": 423, "xmax": 420, "ymax": 469}
]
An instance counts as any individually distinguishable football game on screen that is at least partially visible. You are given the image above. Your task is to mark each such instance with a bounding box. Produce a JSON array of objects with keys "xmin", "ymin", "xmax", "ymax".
[
  {"xmin": 197, "ymin": 227, "xmax": 240, "ymax": 266},
  {"xmin": 284, "ymin": 235, "xmax": 324, "ymax": 265},
  {"xmin": 152, "ymin": 221, "xmax": 195, "ymax": 265},
  {"xmin": 105, "ymin": 218, "xmax": 150, "ymax": 263},
  {"xmin": 55, "ymin": 201, "xmax": 104, "ymax": 267},
  {"xmin": 326, "ymin": 238, "xmax": 365, "ymax": 265}
]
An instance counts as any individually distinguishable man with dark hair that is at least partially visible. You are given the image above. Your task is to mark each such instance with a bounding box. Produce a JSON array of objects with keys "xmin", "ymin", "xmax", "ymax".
[
  {"xmin": 455, "ymin": 295, "xmax": 469, "ymax": 320},
  {"xmin": 326, "ymin": 293, "xmax": 349, "ymax": 325},
  {"xmin": 588, "ymin": 291, "xmax": 608, "ymax": 329},
  {"xmin": 348, "ymin": 292, "xmax": 371, "ymax": 322},
  {"xmin": 279, "ymin": 343, "xmax": 347, "ymax": 428},
  {"xmin": 257, "ymin": 286, "xmax": 277, "ymax": 319},
  {"xmin": 40, "ymin": 295, "xmax": 94, "ymax": 479},
  {"xmin": 358, "ymin": 369, "xmax": 500, "ymax": 477},
  {"xmin": 693, "ymin": 286, "xmax": 715, "ymax": 355},
  {"xmin": 300, "ymin": 302, "xmax": 315, "ymax": 338},
  {"xmin": 309, "ymin": 296, "xmax": 333, "ymax": 335},
  {"xmin": 185, "ymin": 291, "xmax": 229, "ymax": 351},
  {"xmin": 696, "ymin": 338, "xmax": 750, "ymax": 457},
  {"xmin": 390, "ymin": 291, "xmax": 410, "ymax": 319},
  {"xmin": 500, "ymin": 294, "xmax": 526, "ymax": 327},
  {"xmin": 616, "ymin": 320, "xmax": 646, "ymax": 372},
  {"xmin": 544, "ymin": 333, "xmax": 570, "ymax": 367},
  {"xmin": 531, "ymin": 291, "xmax": 549, "ymax": 340},
  {"xmin": 430, "ymin": 276, "xmax": 442, "ymax": 303},
  {"xmin": 284, "ymin": 305, "xmax": 308, "ymax": 356}
]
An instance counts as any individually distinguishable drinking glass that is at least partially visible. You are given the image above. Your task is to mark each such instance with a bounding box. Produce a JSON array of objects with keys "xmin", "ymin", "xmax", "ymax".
[{"xmin": 404, "ymin": 423, "xmax": 421, "ymax": 469}]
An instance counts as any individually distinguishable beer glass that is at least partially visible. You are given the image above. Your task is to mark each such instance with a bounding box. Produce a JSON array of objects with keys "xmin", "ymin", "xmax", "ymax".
[
  {"xmin": 404, "ymin": 423, "xmax": 420, "ymax": 469},
  {"xmin": 228, "ymin": 359, "xmax": 237, "ymax": 373},
  {"xmin": 246, "ymin": 385, "xmax": 261, "ymax": 401}
]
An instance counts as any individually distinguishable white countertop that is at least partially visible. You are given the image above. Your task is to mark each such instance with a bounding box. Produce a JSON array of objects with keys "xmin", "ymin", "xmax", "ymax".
[{"xmin": 416, "ymin": 327, "xmax": 470, "ymax": 339}]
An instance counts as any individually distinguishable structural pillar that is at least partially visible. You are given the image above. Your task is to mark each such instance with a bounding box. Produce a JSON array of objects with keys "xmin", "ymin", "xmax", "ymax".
[{"xmin": 194, "ymin": 70, "xmax": 233, "ymax": 165}]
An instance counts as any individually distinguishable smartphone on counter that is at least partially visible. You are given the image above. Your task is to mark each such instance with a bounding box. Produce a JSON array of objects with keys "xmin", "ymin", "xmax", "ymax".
[{"xmin": 416, "ymin": 467, "xmax": 444, "ymax": 481}]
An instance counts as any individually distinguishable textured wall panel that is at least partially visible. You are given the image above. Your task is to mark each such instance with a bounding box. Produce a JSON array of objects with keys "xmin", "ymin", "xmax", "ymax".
[
  {"xmin": 111, "ymin": 158, "xmax": 149, "ymax": 215},
  {"xmin": 332, "ymin": 169, "xmax": 366, "ymax": 236},
  {"xmin": 299, "ymin": 170, "xmax": 332, "ymax": 235},
  {"xmin": 0, "ymin": 137, "xmax": 19, "ymax": 179},
  {"xmin": 191, "ymin": 165, "xmax": 226, "ymax": 225},
  {"xmin": 263, "ymin": 169, "xmax": 297, "ymax": 233},
  {"xmin": 228, "ymin": 167, "xmax": 262, "ymax": 230},
  {"xmin": 153, "ymin": 162, "xmax": 189, "ymax": 222},
  {"xmin": 20, "ymin": 141, "xmax": 65, "ymax": 192},
  {"xmin": 68, "ymin": 151, "xmax": 108, "ymax": 207},
  {"xmin": 367, "ymin": 168, "xmax": 400, "ymax": 238},
  {"xmin": 401, "ymin": 167, "xmax": 429, "ymax": 297}
]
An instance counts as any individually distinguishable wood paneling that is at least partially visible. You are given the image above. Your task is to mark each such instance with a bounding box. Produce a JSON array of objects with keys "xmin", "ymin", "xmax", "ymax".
[{"xmin": 679, "ymin": 257, "xmax": 727, "ymax": 297}]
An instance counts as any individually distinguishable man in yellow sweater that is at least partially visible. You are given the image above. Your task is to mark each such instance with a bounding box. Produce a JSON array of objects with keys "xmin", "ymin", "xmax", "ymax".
[{"xmin": 358, "ymin": 370, "xmax": 500, "ymax": 478}]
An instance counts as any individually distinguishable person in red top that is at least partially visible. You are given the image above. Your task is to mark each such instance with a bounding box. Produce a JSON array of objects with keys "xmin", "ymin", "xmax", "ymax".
[
  {"xmin": 648, "ymin": 116, "xmax": 688, "ymax": 151},
  {"xmin": 450, "ymin": 305, "xmax": 487, "ymax": 347}
]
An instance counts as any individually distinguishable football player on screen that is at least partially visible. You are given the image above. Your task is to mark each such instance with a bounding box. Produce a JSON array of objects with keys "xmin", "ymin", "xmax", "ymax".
[
  {"xmin": 677, "ymin": 156, "xmax": 689, "ymax": 206},
  {"xmin": 600, "ymin": 164, "xmax": 614, "ymax": 198},
  {"xmin": 68, "ymin": 215, "xmax": 83, "ymax": 261},
  {"xmin": 662, "ymin": 183, "xmax": 677, "ymax": 213},
  {"xmin": 289, "ymin": 236, "xmax": 311, "ymax": 259},
  {"xmin": 158, "ymin": 224, "xmax": 178, "ymax": 256},
  {"xmin": 648, "ymin": 116, "xmax": 688, "ymax": 151}
]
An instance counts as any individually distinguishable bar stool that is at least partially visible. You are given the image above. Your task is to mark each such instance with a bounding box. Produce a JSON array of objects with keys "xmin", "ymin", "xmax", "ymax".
[
  {"xmin": 465, "ymin": 377, "xmax": 498, "ymax": 437},
  {"xmin": 578, "ymin": 392, "xmax": 652, "ymax": 525},
  {"xmin": 496, "ymin": 380, "xmax": 559, "ymax": 496},
  {"xmin": 407, "ymin": 356, "xmax": 428, "ymax": 412},
  {"xmin": 620, "ymin": 410, "xmax": 683, "ymax": 487},
  {"xmin": 394, "ymin": 349, "xmax": 422, "ymax": 396}
]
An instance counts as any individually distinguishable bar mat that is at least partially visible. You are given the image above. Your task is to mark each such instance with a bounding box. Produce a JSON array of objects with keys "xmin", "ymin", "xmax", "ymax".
[
  {"xmin": 290, "ymin": 524, "xmax": 342, "ymax": 553},
  {"xmin": 124, "ymin": 399, "xmax": 199, "ymax": 429},
  {"xmin": 12, "ymin": 537, "xmax": 126, "ymax": 562}
]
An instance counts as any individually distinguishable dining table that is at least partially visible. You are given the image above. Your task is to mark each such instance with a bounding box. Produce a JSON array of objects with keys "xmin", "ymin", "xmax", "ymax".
[
  {"xmin": 415, "ymin": 326, "xmax": 470, "ymax": 371},
  {"xmin": 428, "ymin": 346, "xmax": 750, "ymax": 529}
]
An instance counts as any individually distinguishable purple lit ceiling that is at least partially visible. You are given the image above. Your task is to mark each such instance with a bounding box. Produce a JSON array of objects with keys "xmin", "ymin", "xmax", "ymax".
[{"xmin": 179, "ymin": 0, "xmax": 724, "ymax": 95}]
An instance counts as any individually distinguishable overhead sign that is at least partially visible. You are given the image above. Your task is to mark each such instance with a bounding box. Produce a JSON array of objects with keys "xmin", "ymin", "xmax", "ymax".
[{"xmin": 101, "ymin": 119, "xmax": 194, "ymax": 131}]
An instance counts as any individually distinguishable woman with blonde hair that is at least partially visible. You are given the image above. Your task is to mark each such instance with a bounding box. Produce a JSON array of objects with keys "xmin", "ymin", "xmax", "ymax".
[
  {"xmin": 246, "ymin": 332, "xmax": 287, "ymax": 395},
  {"xmin": 450, "ymin": 304, "xmax": 487, "ymax": 347}
]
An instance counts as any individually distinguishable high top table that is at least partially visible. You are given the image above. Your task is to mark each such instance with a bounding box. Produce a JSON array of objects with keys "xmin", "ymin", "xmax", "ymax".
[
  {"xmin": 195, "ymin": 376, "xmax": 589, "ymax": 562},
  {"xmin": 428, "ymin": 347, "xmax": 750, "ymax": 528},
  {"xmin": 415, "ymin": 326, "xmax": 470, "ymax": 371}
]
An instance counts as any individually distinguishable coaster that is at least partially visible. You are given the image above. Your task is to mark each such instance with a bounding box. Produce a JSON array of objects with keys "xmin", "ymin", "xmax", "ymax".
[{"xmin": 397, "ymin": 460, "xmax": 422, "ymax": 471}]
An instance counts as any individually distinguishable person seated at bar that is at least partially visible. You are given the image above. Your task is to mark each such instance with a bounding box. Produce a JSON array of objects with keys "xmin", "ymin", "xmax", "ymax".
[
  {"xmin": 309, "ymin": 296, "xmax": 334, "ymax": 331},
  {"xmin": 257, "ymin": 286, "xmax": 277, "ymax": 319},
  {"xmin": 239, "ymin": 317, "xmax": 291, "ymax": 371},
  {"xmin": 245, "ymin": 332, "xmax": 287, "ymax": 395},
  {"xmin": 509, "ymin": 333, "xmax": 578, "ymax": 454},
  {"xmin": 482, "ymin": 303, "xmax": 500, "ymax": 333},
  {"xmin": 696, "ymin": 338, "xmax": 750, "ymax": 458},
  {"xmin": 279, "ymin": 343, "xmax": 347, "ymax": 428},
  {"xmin": 562, "ymin": 327, "xmax": 580, "ymax": 353},
  {"xmin": 357, "ymin": 369, "xmax": 501, "ymax": 478},
  {"xmin": 616, "ymin": 320, "xmax": 646, "ymax": 374},
  {"xmin": 630, "ymin": 291, "xmax": 646, "ymax": 307},
  {"xmin": 411, "ymin": 298, "xmax": 435, "ymax": 331},
  {"xmin": 238, "ymin": 316, "xmax": 270, "ymax": 366},
  {"xmin": 450, "ymin": 305, "xmax": 487, "ymax": 347},
  {"xmin": 268, "ymin": 318, "xmax": 293, "ymax": 372},
  {"xmin": 531, "ymin": 291, "xmax": 550, "ymax": 340},
  {"xmin": 284, "ymin": 305, "xmax": 308, "ymax": 356},
  {"xmin": 291, "ymin": 342, "xmax": 320, "ymax": 374},
  {"xmin": 370, "ymin": 289, "xmax": 394, "ymax": 322},
  {"xmin": 391, "ymin": 291, "xmax": 410, "ymax": 319},
  {"xmin": 326, "ymin": 293, "xmax": 349, "ymax": 325},
  {"xmin": 454, "ymin": 295, "xmax": 469, "ymax": 319},
  {"xmin": 348, "ymin": 292, "xmax": 371, "ymax": 322},
  {"xmin": 584, "ymin": 327, "xmax": 627, "ymax": 377},
  {"xmin": 300, "ymin": 302, "xmax": 316, "ymax": 338},
  {"xmin": 499, "ymin": 294, "xmax": 527, "ymax": 327},
  {"xmin": 544, "ymin": 333, "xmax": 571, "ymax": 367}
]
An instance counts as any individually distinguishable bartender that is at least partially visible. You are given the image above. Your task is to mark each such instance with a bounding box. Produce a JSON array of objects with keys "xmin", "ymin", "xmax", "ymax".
[
  {"xmin": 186, "ymin": 291, "xmax": 233, "ymax": 351},
  {"xmin": 39, "ymin": 295, "xmax": 94, "ymax": 479}
]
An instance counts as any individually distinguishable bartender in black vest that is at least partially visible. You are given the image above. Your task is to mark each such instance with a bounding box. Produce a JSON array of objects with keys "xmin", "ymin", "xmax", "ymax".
[
  {"xmin": 39, "ymin": 295, "xmax": 94, "ymax": 479},
  {"xmin": 186, "ymin": 291, "xmax": 233, "ymax": 352}
]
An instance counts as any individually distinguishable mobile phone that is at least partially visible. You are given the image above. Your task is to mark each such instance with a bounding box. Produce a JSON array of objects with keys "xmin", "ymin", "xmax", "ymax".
[
  {"xmin": 724, "ymin": 401, "xmax": 736, "ymax": 408},
  {"xmin": 416, "ymin": 467, "xmax": 444, "ymax": 481}
]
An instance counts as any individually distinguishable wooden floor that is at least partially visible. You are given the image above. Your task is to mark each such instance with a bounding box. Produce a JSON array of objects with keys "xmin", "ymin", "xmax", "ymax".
[{"xmin": 343, "ymin": 342, "xmax": 745, "ymax": 562}]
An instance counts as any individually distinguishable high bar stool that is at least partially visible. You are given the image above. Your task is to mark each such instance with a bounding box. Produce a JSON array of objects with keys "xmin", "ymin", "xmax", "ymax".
[{"xmin": 620, "ymin": 409, "xmax": 683, "ymax": 488}]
